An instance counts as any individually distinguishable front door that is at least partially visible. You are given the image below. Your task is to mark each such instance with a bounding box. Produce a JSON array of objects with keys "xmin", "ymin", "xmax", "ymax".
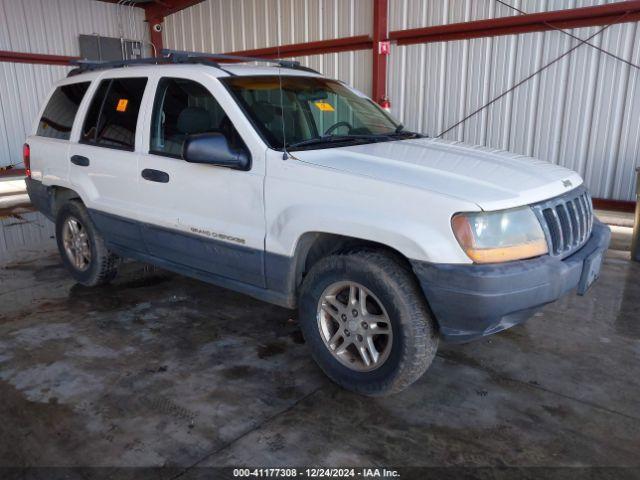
[{"xmin": 136, "ymin": 74, "xmax": 266, "ymax": 287}]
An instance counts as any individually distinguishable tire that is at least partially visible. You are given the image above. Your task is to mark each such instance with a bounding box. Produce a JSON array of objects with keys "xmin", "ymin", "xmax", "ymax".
[
  {"xmin": 298, "ymin": 249, "xmax": 438, "ymax": 396},
  {"xmin": 55, "ymin": 200, "xmax": 120, "ymax": 286}
]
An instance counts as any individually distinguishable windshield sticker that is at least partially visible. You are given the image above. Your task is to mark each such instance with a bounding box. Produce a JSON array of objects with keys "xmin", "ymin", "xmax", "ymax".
[
  {"xmin": 116, "ymin": 99, "xmax": 129, "ymax": 112},
  {"xmin": 314, "ymin": 101, "xmax": 335, "ymax": 112}
]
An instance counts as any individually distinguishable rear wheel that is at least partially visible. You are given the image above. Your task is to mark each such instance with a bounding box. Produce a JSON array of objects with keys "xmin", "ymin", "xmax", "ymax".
[
  {"xmin": 298, "ymin": 250, "xmax": 438, "ymax": 396},
  {"xmin": 55, "ymin": 201, "xmax": 120, "ymax": 286}
]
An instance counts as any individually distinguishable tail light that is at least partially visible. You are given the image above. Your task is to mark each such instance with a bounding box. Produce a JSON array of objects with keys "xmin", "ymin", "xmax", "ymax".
[{"xmin": 23, "ymin": 143, "xmax": 31, "ymax": 178}]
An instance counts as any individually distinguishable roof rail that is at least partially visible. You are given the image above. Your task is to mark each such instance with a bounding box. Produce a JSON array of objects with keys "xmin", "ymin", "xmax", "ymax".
[
  {"xmin": 162, "ymin": 49, "xmax": 320, "ymax": 73},
  {"xmin": 66, "ymin": 48, "xmax": 319, "ymax": 77},
  {"xmin": 162, "ymin": 49, "xmax": 303, "ymax": 68},
  {"xmin": 68, "ymin": 56, "xmax": 173, "ymax": 76}
]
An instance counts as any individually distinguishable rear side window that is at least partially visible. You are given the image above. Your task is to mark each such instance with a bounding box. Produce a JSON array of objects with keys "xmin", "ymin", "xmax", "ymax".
[
  {"xmin": 36, "ymin": 82, "xmax": 90, "ymax": 140},
  {"xmin": 82, "ymin": 77, "xmax": 148, "ymax": 150}
]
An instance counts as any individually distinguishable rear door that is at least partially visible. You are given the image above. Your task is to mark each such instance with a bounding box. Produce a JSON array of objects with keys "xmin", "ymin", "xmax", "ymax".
[
  {"xmin": 68, "ymin": 76, "xmax": 150, "ymax": 252},
  {"xmin": 136, "ymin": 74, "xmax": 267, "ymax": 287}
]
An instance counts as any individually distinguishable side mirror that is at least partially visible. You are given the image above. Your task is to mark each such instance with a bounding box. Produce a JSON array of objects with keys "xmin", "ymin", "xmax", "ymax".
[{"xmin": 183, "ymin": 132, "xmax": 250, "ymax": 170}]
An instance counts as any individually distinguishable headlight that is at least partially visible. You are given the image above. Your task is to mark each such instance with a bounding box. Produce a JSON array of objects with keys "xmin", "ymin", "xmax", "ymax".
[{"xmin": 452, "ymin": 207, "xmax": 548, "ymax": 263}]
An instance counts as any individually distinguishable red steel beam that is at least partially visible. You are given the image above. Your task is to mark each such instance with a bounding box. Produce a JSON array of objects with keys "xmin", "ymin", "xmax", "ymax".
[
  {"xmin": 0, "ymin": 31, "xmax": 370, "ymax": 68},
  {"xmin": 95, "ymin": 0, "xmax": 204, "ymax": 17},
  {"xmin": 143, "ymin": 0, "xmax": 206, "ymax": 19},
  {"xmin": 8, "ymin": 1, "xmax": 640, "ymax": 67},
  {"xmin": 390, "ymin": 0, "xmax": 640, "ymax": 45},
  {"xmin": 372, "ymin": 0, "xmax": 388, "ymax": 105},
  {"xmin": 145, "ymin": 11, "xmax": 164, "ymax": 56},
  {"xmin": 0, "ymin": 50, "xmax": 78, "ymax": 66},
  {"xmin": 227, "ymin": 35, "xmax": 372, "ymax": 59},
  {"xmin": 592, "ymin": 198, "xmax": 636, "ymax": 213}
]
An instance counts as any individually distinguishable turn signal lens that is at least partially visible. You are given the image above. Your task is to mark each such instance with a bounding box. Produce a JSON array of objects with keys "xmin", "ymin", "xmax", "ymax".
[
  {"xmin": 452, "ymin": 207, "xmax": 548, "ymax": 263},
  {"xmin": 23, "ymin": 143, "xmax": 31, "ymax": 178}
]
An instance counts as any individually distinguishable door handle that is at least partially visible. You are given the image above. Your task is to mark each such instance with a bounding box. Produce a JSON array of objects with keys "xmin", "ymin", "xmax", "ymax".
[
  {"xmin": 141, "ymin": 168, "xmax": 170, "ymax": 183},
  {"xmin": 70, "ymin": 155, "xmax": 90, "ymax": 167}
]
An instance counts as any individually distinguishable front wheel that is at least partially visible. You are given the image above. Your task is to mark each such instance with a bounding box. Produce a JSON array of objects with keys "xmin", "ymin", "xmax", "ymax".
[
  {"xmin": 55, "ymin": 200, "xmax": 120, "ymax": 286},
  {"xmin": 298, "ymin": 250, "xmax": 438, "ymax": 396}
]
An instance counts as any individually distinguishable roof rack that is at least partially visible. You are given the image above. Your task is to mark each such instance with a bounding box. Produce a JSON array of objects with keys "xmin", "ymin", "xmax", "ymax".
[
  {"xmin": 163, "ymin": 48, "xmax": 302, "ymax": 68},
  {"xmin": 163, "ymin": 49, "xmax": 320, "ymax": 74},
  {"xmin": 67, "ymin": 48, "xmax": 319, "ymax": 76},
  {"xmin": 68, "ymin": 56, "xmax": 173, "ymax": 76}
]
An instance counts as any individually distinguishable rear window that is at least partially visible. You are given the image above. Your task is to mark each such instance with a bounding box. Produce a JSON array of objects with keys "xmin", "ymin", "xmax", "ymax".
[
  {"xmin": 36, "ymin": 82, "xmax": 90, "ymax": 140},
  {"xmin": 81, "ymin": 77, "xmax": 148, "ymax": 150}
]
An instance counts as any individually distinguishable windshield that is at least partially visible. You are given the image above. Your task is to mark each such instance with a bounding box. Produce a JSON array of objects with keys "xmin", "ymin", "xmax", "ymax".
[{"xmin": 222, "ymin": 76, "xmax": 410, "ymax": 151}]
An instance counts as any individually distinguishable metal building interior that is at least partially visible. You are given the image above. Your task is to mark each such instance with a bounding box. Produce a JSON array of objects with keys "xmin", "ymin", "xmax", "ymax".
[{"xmin": 0, "ymin": 0, "xmax": 639, "ymax": 476}]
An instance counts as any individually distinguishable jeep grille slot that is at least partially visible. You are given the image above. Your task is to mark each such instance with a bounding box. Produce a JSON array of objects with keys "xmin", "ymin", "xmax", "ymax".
[{"xmin": 532, "ymin": 186, "xmax": 593, "ymax": 259}]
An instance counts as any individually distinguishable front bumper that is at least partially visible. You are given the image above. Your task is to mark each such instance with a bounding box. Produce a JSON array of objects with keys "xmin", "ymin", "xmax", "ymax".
[{"xmin": 411, "ymin": 220, "xmax": 611, "ymax": 343}]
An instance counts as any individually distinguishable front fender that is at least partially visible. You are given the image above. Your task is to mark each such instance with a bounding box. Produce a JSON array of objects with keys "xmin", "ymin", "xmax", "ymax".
[
  {"xmin": 272, "ymin": 204, "xmax": 451, "ymax": 262},
  {"xmin": 265, "ymin": 159, "xmax": 478, "ymax": 265}
]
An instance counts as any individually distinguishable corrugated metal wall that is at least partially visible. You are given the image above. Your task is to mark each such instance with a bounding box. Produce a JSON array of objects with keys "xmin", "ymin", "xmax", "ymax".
[
  {"xmin": 388, "ymin": 0, "xmax": 640, "ymax": 200},
  {"xmin": 4, "ymin": 0, "xmax": 632, "ymax": 200},
  {"xmin": 163, "ymin": 0, "xmax": 373, "ymax": 95},
  {"xmin": 164, "ymin": 0, "xmax": 372, "ymax": 51},
  {"xmin": 0, "ymin": 0, "xmax": 149, "ymax": 169},
  {"xmin": 0, "ymin": 63, "xmax": 73, "ymax": 170},
  {"xmin": 387, "ymin": 0, "xmax": 617, "ymax": 29}
]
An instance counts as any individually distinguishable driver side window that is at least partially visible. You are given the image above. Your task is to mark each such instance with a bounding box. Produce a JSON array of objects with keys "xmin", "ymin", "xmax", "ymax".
[{"xmin": 150, "ymin": 77, "xmax": 243, "ymax": 158}]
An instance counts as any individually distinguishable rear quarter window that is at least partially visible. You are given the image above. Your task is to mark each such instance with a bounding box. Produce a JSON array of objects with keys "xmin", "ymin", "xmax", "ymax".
[{"xmin": 36, "ymin": 82, "xmax": 90, "ymax": 140}]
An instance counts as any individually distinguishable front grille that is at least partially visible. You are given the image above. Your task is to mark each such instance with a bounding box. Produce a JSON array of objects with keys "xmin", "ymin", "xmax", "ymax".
[{"xmin": 531, "ymin": 186, "xmax": 593, "ymax": 258}]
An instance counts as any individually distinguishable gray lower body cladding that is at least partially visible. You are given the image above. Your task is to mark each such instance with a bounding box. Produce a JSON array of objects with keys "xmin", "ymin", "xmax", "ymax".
[
  {"xmin": 27, "ymin": 178, "xmax": 612, "ymax": 343},
  {"xmin": 411, "ymin": 220, "xmax": 611, "ymax": 343},
  {"xmin": 25, "ymin": 179, "xmax": 296, "ymax": 308},
  {"xmin": 87, "ymin": 209, "xmax": 297, "ymax": 309}
]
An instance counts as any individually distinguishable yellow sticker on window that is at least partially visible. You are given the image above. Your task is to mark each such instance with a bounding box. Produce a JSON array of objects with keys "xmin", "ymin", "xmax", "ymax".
[
  {"xmin": 116, "ymin": 99, "xmax": 129, "ymax": 112},
  {"xmin": 314, "ymin": 101, "xmax": 335, "ymax": 112}
]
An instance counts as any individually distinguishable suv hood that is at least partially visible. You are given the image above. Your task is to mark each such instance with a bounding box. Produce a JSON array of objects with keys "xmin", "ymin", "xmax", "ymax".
[{"xmin": 294, "ymin": 138, "xmax": 583, "ymax": 211}]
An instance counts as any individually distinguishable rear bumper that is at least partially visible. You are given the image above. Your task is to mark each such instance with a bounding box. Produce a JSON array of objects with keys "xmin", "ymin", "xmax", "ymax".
[
  {"xmin": 25, "ymin": 177, "xmax": 54, "ymax": 220},
  {"xmin": 411, "ymin": 220, "xmax": 611, "ymax": 343}
]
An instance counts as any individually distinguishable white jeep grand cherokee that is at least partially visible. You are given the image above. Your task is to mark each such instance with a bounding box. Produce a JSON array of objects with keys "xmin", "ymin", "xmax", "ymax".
[{"xmin": 25, "ymin": 53, "xmax": 610, "ymax": 396}]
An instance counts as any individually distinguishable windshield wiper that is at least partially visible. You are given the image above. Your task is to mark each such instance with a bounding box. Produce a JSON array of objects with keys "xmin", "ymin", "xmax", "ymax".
[
  {"xmin": 286, "ymin": 134, "xmax": 391, "ymax": 150},
  {"xmin": 391, "ymin": 124, "xmax": 423, "ymax": 137}
]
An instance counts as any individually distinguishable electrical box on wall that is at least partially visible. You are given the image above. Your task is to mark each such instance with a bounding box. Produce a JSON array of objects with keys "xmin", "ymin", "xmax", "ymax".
[{"xmin": 79, "ymin": 34, "xmax": 143, "ymax": 62}]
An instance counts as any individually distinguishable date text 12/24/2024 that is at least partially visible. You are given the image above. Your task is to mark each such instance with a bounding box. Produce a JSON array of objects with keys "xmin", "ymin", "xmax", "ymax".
[{"xmin": 233, "ymin": 468, "xmax": 401, "ymax": 478}]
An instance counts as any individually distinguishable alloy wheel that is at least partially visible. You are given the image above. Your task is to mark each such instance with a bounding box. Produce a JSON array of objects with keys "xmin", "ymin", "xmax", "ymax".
[
  {"xmin": 316, "ymin": 281, "xmax": 393, "ymax": 372},
  {"xmin": 62, "ymin": 217, "xmax": 91, "ymax": 271}
]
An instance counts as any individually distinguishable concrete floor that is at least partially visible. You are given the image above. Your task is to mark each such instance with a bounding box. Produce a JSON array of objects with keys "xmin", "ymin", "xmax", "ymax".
[{"xmin": 0, "ymin": 207, "xmax": 639, "ymax": 475}]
